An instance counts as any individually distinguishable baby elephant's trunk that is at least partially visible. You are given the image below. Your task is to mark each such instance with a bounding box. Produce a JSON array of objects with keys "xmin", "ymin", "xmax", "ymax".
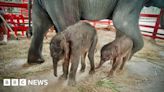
[{"xmin": 53, "ymin": 58, "xmax": 58, "ymax": 77}]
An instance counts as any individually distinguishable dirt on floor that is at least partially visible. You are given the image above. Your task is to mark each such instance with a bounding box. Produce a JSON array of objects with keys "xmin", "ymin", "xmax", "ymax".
[{"xmin": 0, "ymin": 30, "xmax": 164, "ymax": 92}]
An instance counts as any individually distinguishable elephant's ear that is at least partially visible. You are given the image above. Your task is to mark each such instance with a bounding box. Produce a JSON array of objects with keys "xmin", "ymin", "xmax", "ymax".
[
  {"xmin": 61, "ymin": 39, "xmax": 70, "ymax": 61},
  {"xmin": 64, "ymin": 42, "xmax": 70, "ymax": 61}
]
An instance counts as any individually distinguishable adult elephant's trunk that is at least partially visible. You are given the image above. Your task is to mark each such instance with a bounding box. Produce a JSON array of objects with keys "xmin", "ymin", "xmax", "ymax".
[{"xmin": 53, "ymin": 58, "xmax": 58, "ymax": 77}]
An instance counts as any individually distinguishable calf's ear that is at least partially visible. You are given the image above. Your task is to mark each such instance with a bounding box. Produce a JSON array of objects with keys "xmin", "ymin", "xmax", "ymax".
[
  {"xmin": 64, "ymin": 42, "xmax": 70, "ymax": 61},
  {"xmin": 60, "ymin": 39, "xmax": 70, "ymax": 61}
]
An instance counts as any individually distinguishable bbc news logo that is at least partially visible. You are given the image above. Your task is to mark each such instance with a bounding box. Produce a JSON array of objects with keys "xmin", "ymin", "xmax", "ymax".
[{"xmin": 3, "ymin": 79, "xmax": 48, "ymax": 86}]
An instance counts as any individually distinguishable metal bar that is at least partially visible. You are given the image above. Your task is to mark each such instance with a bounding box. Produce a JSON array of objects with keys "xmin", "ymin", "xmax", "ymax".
[
  {"xmin": 140, "ymin": 14, "xmax": 159, "ymax": 17},
  {"xmin": 27, "ymin": 0, "xmax": 32, "ymax": 37},
  {"xmin": 0, "ymin": 1, "xmax": 28, "ymax": 9},
  {"xmin": 0, "ymin": 14, "xmax": 18, "ymax": 39},
  {"xmin": 152, "ymin": 10, "xmax": 162, "ymax": 39}
]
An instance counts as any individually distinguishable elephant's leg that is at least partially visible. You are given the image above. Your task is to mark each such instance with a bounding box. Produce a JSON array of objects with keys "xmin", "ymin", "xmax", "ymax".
[
  {"xmin": 88, "ymin": 36, "xmax": 98, "ymax": 74},
  {"xmin": 112, "ymin": 0, "xmax": 144, "ymax": 55},
  {"xmin": 27, "ymin": 1, "xmax": 53, "ymax": 64},
  {"xmin": 80, "ymin": 52, "xmax": 87, "ymax": 72},
  {"xmin": 61, "ymin": 41, "xmax": 70, "ymax": 79},
  {"xmin": 68, "ymin": 52, "xmax": 80, "ymax": 86},
  {"xmin": 60, "ymin": 60, "xmax": 70, "ymax": 79},
  {"xmin": 119, "ymin": 50, "xmax": 131, "ymax": 72},
  {"xmin": 119, "ymin": 56, "xmax": 128, "ymax": 70},
  {"xmin": 108, "ymin": 57, "xmax": 122, "ymax": 77}
]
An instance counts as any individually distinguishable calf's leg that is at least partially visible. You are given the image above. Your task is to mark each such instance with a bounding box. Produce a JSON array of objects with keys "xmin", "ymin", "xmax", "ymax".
[
  {"xmin": 80, "ymin": 52, "xmax": 87, "ymax": 72},
  {"xmin": 68, "ymin": 51, "xmax": 80, "ymax": 86},
  {"xmin": 88, "ymin": 36, "xmax": 98, "ymax": 74},
  {"xmin": 108, "ymin": 56, "xmax": 122, "ymax": 77}
]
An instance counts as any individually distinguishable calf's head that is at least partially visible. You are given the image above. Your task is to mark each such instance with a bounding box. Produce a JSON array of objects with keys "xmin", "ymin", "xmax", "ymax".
[
  {"xmin": 99, "ymin": 45, "xmax": 118, "ymax": 67},
  {"xmin": 100, "ymin": 44, "xmax": 117, "ymax": 61},
  {"xmin": 50, "ymin": 33, "xmax": 69, "ymax": 76}
]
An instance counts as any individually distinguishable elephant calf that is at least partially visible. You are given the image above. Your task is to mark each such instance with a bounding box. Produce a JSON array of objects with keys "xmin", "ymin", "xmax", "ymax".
[
  {"xmin": 96, "ymin": 34, "xmax": 133, "ymax": 77},
  {"xmin": 50, "ymin": 21, "xmax": 97, "ymax": 85}
]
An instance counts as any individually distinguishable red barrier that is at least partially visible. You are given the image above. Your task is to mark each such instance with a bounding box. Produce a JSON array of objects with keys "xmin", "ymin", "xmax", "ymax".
[
  {"xmin": 152, "ymin": 10, "xmax": 162, "ymax": 39},
  {"xmin": 3, "ymin": 14, "xmax": 28, "ymax": 38},
  {"xmin": 0, "ymin": 2, "xmax": 28, "ymax": 9},
  {"xmin": 0, "ymin": 1, "xmax": 30, "ymax": 38},
  {"xmin": 139, "ymin": 10, "xmax": 164, "ymax": 40},
  {"xmin": 140, "ymin": 14, "xmax": 159, "ymax": 17}
]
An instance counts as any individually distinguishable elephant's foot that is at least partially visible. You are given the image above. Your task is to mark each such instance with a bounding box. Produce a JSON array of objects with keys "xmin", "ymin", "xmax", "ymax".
[
  {"xmin": 68, "ymin": 79, "xmax": 76, "ymax": 86},
  {"xmin": 107, "ymin": 70, "xmax": 114, "ymax": 78},
  {"xmin": 80, "ymin": 67, "xmax": 85, "ymax": 72},
  {"xmin": 54, "ymin": 71, "xmax": 57, "ymax": 77},
  {"xmin": 27, "ymin": 55, "xmax": 45, "ymax": 64},
  {"xmin": 59, "ymin": 74, "xmax": 67, "ymax": 80},
  {"xmin": 89, "ymin": 69, "xmax": 95, "ymax": 74},
  {"xmin": 80, "ymin": 69, "xmax": 85, "ymax": 73},
  {"xmin": 117, "ymin": 69, "xmax": 124, "ymax": 75}
]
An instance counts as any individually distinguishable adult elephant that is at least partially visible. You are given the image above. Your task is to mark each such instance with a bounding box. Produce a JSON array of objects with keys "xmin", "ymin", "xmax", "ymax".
[{"xmin": 27, "ymin": 0, "xmax": 164, "ymax": 64}]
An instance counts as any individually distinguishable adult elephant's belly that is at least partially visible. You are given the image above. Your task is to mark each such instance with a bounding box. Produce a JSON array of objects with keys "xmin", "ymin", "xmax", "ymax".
[{"xmin": 80, "ymin": 0, "xmax": 118, "ymax": 20}]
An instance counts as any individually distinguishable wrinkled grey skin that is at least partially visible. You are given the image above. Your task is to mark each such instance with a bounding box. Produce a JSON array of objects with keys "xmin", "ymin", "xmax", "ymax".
[
  {"xmin": 96, "ymin": 34, "xmax": 133, "ymax": 77},
  {"xmin": 27, "ymin": 0, "xmax": 164, "ymax": 64},
  {"xmin": 50, "ymin": 22, "xmax": 97, "ymax": 85}
]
